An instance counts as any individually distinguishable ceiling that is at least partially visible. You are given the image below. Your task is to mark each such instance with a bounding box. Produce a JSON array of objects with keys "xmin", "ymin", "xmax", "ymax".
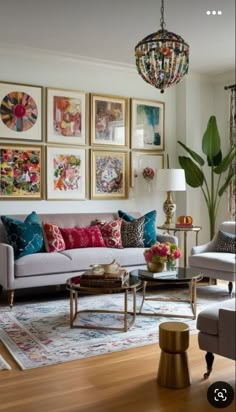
[{"xmin": 0, "ymin": 0, "xmax": 235, "ymax": 75}]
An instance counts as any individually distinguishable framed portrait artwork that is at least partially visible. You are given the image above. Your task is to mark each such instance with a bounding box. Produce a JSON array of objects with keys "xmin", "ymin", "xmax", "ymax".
[
  {"xmin": 0, "ymin": 144, "xmax": 43, "ymax": 199},
  {"xmin": 91, "ymin": 150, "xmax": 128, "ymax": 199},
  {"xmin": 0, "ymin": 81, "xmax": 42, "ymax": 141},
  {"xmin": 131, "ymin": 151, "xmax": 164, "ymax": 188},
  {"xmin": 91, "ymin": 94, "xmax": 129, "ymax": 147},
  {"xmin": 46, "ymin": 146, "xmax": 86, "ymax": 200},
  {"xmin": 131, "ymin": 99, "xmax": 165, "ymax": 150},
  {"xmin": 46, "ymin": 88, "xmax": 87, "ymax": 145}
]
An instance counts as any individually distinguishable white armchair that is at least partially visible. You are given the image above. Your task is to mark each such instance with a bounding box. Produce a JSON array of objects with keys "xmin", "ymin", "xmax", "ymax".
[{"xmin": 189, "ymin": 221, "xmax": 236, "ymax": 295}]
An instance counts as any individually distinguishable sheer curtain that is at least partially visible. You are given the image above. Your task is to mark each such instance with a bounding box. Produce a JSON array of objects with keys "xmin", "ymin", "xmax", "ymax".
[{"xmin": 228, "ymin": 87, "xmax": 236, "ymax": 220}]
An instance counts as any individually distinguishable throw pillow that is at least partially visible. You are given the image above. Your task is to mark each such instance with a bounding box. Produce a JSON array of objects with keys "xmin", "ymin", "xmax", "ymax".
[
  {"xmin": 96, "ymin": 218, "xmax": 123, "ymax": 248},
  {"xmin": 118, "ymin": 210, "xmax": 157, "ymax": 247},
  {"xmin": 121, "ymin": 216, "xmax": 145, "ymax": 247},
  {"xmin": 214, "ymin": 230, "xmax": 236, "ymax": 254},
  {"xmin": 42, "ymin": 222, "xmax": 65, "ymax": 253},
  {"xmin": 1, "ymin": 211, "xmax": 44, "ymax": 260},
  {"xmin": 60, "ymin": 226, "xmax": 105, "ymax": 249}
]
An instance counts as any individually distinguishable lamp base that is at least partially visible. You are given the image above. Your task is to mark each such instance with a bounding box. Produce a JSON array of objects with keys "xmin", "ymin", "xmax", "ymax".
[{"xmin": 163, "ymin": 191, "xmax": 176, "ymax": 226}]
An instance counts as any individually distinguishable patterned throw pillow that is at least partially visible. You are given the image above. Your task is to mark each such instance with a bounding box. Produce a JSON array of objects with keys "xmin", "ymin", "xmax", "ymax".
[
  {"xmin": 60, "ymin": 226, "xmax": 105, "ymax": 249},
  {"xmin": 96, "ymin": 218, "xmax": 123, "ymax": 248},
  {"xmin": 121, "ymin": 216, "xmax": 145, "ymax": 248},
  {"xmin": 42, "ymin": 222, "xmax": 65, "ymax": 252},
  {"xmin": 214, "ymin": 230, "xmax": 236, "ymax": 254},
  {"xmin": 1, "ymin": 211, "xmax": 44, "ymax": 260},
  {"xmin": 118, "ymin": 210, "xmax": 157, "ymax": 247}
]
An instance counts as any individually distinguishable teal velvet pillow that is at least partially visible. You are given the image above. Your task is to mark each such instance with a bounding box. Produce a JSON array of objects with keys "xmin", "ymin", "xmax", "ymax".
[
  {"xmin": 1, "ymin": 211, "xmax": 44, "ymax": 259},
  {"xmin": 118, "ymin": 210, "xmax": 157, "ymax": 247}
]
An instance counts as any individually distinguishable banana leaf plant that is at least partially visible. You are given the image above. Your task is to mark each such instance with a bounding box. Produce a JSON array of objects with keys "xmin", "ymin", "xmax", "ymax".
[{"xmin": 178, "ymin": 115, "xmax": 236, "ymax": 239}]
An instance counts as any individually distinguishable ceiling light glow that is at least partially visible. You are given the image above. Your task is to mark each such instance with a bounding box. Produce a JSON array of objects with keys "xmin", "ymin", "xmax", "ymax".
[
  {"xmin": 206, "ymin": 10, "xmax": 211, "ymax": 15},
  {"xmin": 217, "ymin": 10, "xmax": 222, "ymax": 15},
  {"xmin": 212, "ymin": 10, "xmax": 216, "ymax": 15}
]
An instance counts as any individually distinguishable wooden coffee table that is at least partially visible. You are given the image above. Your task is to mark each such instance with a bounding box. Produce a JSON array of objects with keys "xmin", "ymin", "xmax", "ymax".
[
  {"xmin": 131, "ymin": 267, "xmax": 202, "ymax": 320},
  {"xmin": 66, "ymin": 273, "xmax": 142, "ymax": 332}
]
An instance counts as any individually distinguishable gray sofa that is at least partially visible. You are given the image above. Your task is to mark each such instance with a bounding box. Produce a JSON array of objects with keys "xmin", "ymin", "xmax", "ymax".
[
  {"xmin": 197, "ymin": 298, "xmax": 236, "ymax": 378},
  {"xmin": 0, "ymin": 212, "xmax": 177, "ymax": 306}
]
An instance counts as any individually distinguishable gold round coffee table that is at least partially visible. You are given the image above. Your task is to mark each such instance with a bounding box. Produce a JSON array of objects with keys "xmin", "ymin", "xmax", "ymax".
[
  {"xmin": 66, "ymin": 273, "xmax": 142, "ymax": 332},
  {"xmin": 157, "ymin": 321, "xmax": 191, "ymax": 388}
]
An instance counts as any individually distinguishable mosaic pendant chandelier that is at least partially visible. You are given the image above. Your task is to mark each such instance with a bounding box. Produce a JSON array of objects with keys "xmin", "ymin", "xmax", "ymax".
[{"xmin": 135, "ymin": 0, "xmax": 190, "ymax": 93}]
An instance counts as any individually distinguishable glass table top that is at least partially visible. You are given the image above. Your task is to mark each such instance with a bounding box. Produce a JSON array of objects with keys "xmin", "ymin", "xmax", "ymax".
[{"xmin": 130, "ymin": 267, "xmax": 202, "ymax": 282}]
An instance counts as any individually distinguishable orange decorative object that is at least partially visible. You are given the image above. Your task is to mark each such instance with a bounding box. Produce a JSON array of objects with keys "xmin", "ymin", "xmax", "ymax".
[{"xmin": 177, "ymin": 216, "xmax": 193, "ymax": 225}]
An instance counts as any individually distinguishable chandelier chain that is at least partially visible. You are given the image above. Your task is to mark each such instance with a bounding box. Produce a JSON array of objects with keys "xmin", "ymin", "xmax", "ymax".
[{"xmin": 160, "ymin": 0, "xmax": 166, "ymax": 31}]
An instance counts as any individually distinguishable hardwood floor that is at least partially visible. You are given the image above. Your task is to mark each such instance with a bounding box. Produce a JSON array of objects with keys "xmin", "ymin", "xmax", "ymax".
[{"xmin": 0, "ymin": 335, "xmax": 235, "ymax": 412}]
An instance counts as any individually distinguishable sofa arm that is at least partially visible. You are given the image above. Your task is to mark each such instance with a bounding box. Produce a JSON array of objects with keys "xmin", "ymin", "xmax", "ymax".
[
  {"xmin": 219, "ymin": 307, "xmax": 236, "ymax": 360},
  {"xmin": 156, "ymin": 233, "xmax": 178, "ymax": 245},
  {"xmin": 0, "ymin": 243, "xmax": 15, "ymax": 289},
  {"xmin": 191, "ymin": 240, "xmax": 216, "ymax": 255}
]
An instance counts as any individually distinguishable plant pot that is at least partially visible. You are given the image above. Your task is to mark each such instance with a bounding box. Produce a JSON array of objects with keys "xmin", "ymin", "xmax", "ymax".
[{"xmin": 147, "ymin": 261, "xmax": 165, "ymax": 273}]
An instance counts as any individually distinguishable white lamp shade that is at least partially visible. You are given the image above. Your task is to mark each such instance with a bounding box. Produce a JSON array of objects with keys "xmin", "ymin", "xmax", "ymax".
[{"xmin": 156, "ymin": 169, "xmax": 186, "ymax": 191}]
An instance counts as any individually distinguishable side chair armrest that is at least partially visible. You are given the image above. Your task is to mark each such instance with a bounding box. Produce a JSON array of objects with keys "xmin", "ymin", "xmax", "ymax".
[
  {"xmin": 0, "ymin": 243, "xmax": 15, "ymax": 289},
  {"xmin": 191, "ymin": 240, "xmax": 216, "ymax": 255},
  {"xmin": 219, "ymin": 307, "xmax": 236, "ymax": 360}
]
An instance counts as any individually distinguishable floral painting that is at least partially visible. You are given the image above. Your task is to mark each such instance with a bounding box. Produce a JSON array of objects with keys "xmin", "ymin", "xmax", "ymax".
[
  {"xmin": 0, "ymin": 81, "xmax": 42, "ymax": 141},
  {"xmin": 47, "ymin": 88, "xmax": 87, "ymax": 145},
  {"xmin": 131, "ymin": 152, "xmax": 164, "ymax": 188},
  {"xmin": 91, "ymin": 94, "xmax": 128, "ymax": 147},
  {"xmin": 91, "ymin": 150, "xmax": 128, "ymax": 199},
  {"xmin": 131, "ymin": 99, "xmax": 164, "ymax": 150},
  {"xmin": 0, "ymin": 145, "xmax": 42, "ymax": 199},
  {"xmin": 47, "ymin": 147, "xmax": 86, "ymax": 200}
]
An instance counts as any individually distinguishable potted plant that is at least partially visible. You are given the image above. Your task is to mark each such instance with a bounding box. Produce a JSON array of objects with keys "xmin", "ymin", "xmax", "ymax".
[{"xmin": 178, "ymin": 115, "xmax": 236, "ymax": 239}]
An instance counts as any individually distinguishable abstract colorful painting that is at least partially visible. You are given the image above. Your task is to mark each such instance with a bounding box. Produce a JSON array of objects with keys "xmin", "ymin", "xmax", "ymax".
[
  {"xmin": 91, "ymin": 150, "xmax": 128, "ymax": 199},
  {"xmin": 47, "ymin": 146, "xmax": 86, "ymax": 199},
  {"xmin": 0, "ymin": 82, "xmax": 42, "ymax": 141},
  {"xmin": 0, "ymin": 145, "xmax": 42, "ymax": 199},
  {"xmin": 131, "ymin": 99, "xmax": 165, "ymax": 150},
  {"xmin": 47, "ymin": 88, "xmax": 87, "ymax": 145},
  {"xmin": 91, "ymin": 94, "xmax": 128, "ymax": 147}
]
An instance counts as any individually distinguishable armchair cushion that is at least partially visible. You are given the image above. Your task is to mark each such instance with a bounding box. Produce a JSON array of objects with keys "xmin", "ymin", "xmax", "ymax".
[
  {"xmin": 118, "ymin": 210, "xmax": 156, "ymax": 247},
  {"xmin": 214, "ymin": 230, "xmax": 236, "ymax": 254}
]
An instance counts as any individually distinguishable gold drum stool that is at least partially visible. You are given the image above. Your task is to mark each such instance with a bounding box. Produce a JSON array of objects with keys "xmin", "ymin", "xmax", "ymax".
[{"xmin": 157, "ymin": 321, "xmax": 191, "ymax": 389}]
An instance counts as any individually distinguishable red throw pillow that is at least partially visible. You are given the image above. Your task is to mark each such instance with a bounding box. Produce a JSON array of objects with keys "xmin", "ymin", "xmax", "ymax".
[
  {"xmin": 42, "ymin": 222, "xmax": 65, "ymax": 252},
  {"xmin": 96, "ymin": 218, "xmax": 123, "ymax": 249},
  {"xmin": 60, "ymin": 226, "xmax": 105, "ymax": 249}
]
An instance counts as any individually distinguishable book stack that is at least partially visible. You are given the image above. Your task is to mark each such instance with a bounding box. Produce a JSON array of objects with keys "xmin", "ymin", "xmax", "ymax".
[{"xmin": 80, "ymin": 269, "xmax": 129, "ymax": 288}]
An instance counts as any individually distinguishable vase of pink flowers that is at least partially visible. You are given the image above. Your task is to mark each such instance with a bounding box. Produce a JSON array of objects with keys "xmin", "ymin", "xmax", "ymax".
[{"xmin": 144, "ymin": 242, "xmax": 181, "ymax": 272}]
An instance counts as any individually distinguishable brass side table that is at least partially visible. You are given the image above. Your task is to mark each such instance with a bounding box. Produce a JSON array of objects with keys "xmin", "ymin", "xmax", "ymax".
[
  {"xmin": 157, "ymin": 225, "xmax": 202, "ymax": 267},
  {"xmin": 66, "ymin": 274, "xmax": 142, "ymax": 332}
]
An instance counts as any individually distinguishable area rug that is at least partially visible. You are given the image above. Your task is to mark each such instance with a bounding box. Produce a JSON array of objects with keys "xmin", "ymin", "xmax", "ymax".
[{"xmin": 0, "ymin": 285, "xmax": 231, "ymax": 370}]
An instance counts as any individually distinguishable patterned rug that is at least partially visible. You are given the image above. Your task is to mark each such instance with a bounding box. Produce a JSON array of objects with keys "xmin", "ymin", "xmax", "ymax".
[{"xmin": 0, "ymin": 285, "xmax": 232, "ymax": 370}]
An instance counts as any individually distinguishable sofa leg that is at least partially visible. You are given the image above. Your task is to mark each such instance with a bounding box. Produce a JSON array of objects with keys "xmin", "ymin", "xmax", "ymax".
[
  {"xmin": 8, "ymin": 290, "xmax": 14, "ymax": 308},
  {"xmin": 204, "ymin": 352, "xmax": 214, "ymax": 379},
  {"xmin": 228, "ymin": 282, "xmax": 233, "ymax": 296}
]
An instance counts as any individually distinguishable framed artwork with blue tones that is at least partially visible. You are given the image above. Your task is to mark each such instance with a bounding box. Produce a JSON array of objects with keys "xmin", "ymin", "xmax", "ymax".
[
  {"xmin": 90, "ymin": 150, "xmax": 128, "ymax": 199},
  {"xmin": 131, "ymin": 99, "xmax": 165, "ymax": 150}
]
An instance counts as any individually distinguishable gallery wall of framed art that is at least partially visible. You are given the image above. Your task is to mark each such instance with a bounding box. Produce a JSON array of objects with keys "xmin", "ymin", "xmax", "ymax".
[{"xmin": 0, "ymin": 80, "xmax": 166, "ymax": 201}]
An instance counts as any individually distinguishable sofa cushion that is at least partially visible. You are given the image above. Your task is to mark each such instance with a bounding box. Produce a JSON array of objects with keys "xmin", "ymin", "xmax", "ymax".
[
  {"xmin": 118, "ymin": 210, "xmax": 157, "ymax": 247},
  {"xmin": 1, "ymin": 211, "xmax": 44, "ymax": 259},
  {"xmin": 60, "ymin": 226, "xmax": 105, "ymax": 249},
  {"xmin": 96, "ymin": 218, "xmax": 123, "ymax": 249},
  {"xmin": 121, "ymin": 217, "xmax": 145, "ymax": 247},
  {"xmin": 214, "ymin": 230, "xmax": 236, "ymax": 254},
  {"xmin": 189, "ymin": 252, "xmax": 235, "ymax": 272},
  {"xmin": 42, "ymin": 222, "xmax": 65, "ymax": 252}
]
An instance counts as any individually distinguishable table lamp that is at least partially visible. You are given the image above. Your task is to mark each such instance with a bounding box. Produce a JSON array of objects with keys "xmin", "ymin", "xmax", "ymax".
[{"xmin": 156, "ymin": 169, "xmax": 186, "ymax": 227}]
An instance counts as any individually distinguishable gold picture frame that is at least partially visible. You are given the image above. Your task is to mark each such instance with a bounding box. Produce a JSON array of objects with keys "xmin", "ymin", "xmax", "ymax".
[
  {"xmin": 0, "ymin": 144, "xmax": 43, "ymax": 199},
  {"xmin": 131, "ymin": 98, "xmax": 165, "ymax": 150},
  {"xmin": 131, "ymin": 151, "xmax": 164, "ymax": 188},
  {"xmin": 91, "ymin": 94, "xmax": 129, "ymax": 147},
  {"xmin": 0, "ymin": 81, "xmax": 42, "ymax": 142},
  {"xmin": 91, "ymin": 149, "xmax": 128, "ymax": 199},
  {"xmin": 46, "ymin": 87, "xmax": 88, "ymax": 145}
]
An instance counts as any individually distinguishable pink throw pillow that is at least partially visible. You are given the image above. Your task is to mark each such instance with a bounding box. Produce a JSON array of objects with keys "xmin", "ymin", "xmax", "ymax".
[
  {"xmin": 42, "ymin": 222, "xmax": 65, "ymax": 252},
  {"xmin": 60, "ymin": 226, "xmax": 105, "ymax": 249},
  {"xmin": 96, "ymin": 218, "xmax": 123, "ymax": 249}
]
